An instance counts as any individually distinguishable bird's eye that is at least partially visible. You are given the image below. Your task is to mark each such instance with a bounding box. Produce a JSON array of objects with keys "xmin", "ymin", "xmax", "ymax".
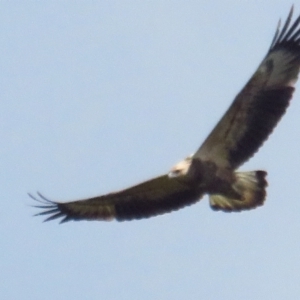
[{"xmin": 168, "ymin": 169, "xmax": 180, "ymax": 178}]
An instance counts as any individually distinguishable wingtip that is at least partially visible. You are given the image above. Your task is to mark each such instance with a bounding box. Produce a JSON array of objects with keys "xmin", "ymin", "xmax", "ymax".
[
  {"xmin": 29, "ymin": 191, "xmax": 66, "ymax": 223},
  {"xmin": 278, "ymin": 18, "xmax": 281, "ymax": 30},
  {"xmin": 28, "ymin": 191, "xmax": 53, "ymax": 204},
  {"xmin": 285, "ymin": 5, "xmax": 294, "ymax": 24}
]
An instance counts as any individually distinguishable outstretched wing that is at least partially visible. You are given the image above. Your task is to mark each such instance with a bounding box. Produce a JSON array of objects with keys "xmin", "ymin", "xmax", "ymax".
[
  {"xmin": 31, "ymin": 175, "xmax": 203, "ymax": 223},
  {"xmin": 195, "ymin": 7, "xmax": 300, "ymax": 169}
]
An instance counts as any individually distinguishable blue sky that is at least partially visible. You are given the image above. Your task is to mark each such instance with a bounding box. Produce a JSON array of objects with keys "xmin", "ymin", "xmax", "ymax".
[{"xmin": 1, "ymin": 1, "xmax": 300, "ymax": 299}]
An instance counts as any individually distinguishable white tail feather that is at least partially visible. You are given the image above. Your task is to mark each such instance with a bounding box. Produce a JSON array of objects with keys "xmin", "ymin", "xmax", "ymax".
[{"xmin": 209, "ymin": 171, "xmax": 267, "ymax": 212}]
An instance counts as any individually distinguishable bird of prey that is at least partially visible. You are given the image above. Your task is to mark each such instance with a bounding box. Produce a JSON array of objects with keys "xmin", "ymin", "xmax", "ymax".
[{"xmin": 31, "ymin": 7, "xmax": 300, "ymax": 223}]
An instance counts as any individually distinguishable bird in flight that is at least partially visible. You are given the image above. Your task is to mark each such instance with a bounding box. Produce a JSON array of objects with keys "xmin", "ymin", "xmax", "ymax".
[{"xmin": 31, "ymin": 7, "xmax": 300, "ymax": 223}]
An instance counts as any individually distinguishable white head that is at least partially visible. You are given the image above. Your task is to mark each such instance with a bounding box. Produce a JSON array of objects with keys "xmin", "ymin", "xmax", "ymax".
[{"xmin": 168, "ymin": 155, "xmax": 193, "ymax": 178}]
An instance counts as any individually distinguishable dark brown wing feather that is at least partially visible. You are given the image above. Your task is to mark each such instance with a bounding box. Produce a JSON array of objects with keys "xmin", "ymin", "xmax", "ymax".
[
  {"xmin": 195, "ymin": 7, "xmax": 300, "ymax": 169},
  {"xmin": 31, "ymin": 175, "xmax": 203, "ymax": 223}
]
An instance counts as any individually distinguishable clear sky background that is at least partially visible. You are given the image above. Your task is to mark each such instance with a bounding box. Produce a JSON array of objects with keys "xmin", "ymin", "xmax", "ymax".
[{"xmin": 1, "ymin": 1, "xmax": 300, "ymax": 299}]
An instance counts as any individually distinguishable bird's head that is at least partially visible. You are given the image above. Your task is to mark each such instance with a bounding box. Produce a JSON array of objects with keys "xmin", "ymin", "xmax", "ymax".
[{"xmin": 168, "ymin": 155, "xmax": 193, "ymax": 178}]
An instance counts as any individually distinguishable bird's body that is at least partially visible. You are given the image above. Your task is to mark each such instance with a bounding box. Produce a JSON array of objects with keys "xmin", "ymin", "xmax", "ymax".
[{"xmin": 31, "ymin": 7, "xmax": 300, "ymax": 223}]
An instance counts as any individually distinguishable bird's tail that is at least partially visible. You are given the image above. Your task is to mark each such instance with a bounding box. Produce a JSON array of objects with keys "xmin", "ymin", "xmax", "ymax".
[{"xmin": 209, "ymin": 171, "xmax": 268, "ymax": 212}]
